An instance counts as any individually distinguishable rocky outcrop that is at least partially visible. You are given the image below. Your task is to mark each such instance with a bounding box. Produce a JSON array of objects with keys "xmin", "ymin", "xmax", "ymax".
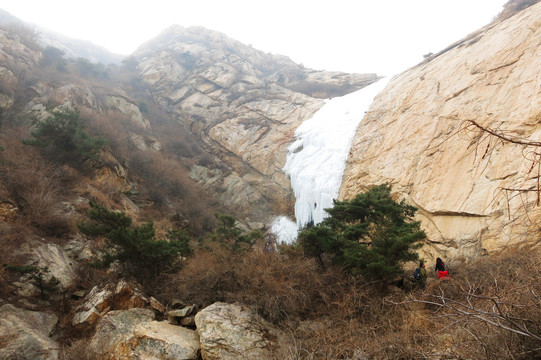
[
  {"xmin": 195, "ymin": 302, "xmax": 288, "ymax": 360},
  {"xmin": 85, "ymin": 301, "xmax": 292, "ymax": 360},
  {"xmin": 0, "ymin": 304, "xmax": 59, "ymax": 360},
  {"xmin": 103, "ymin": 95, "xmax": 150, "ymax": 128},
  {"xmin": 31, "ymin": 243, "xmax": 78, "ymax": 290},
  {"xmin": 129, "ymin": 133, "xmax": 162, "ymax": 151},
  {"xmin": 1, "ymin": 19, "xmax": 375, "ymax": 228},
  {"xmin": 89, "ymin": 308, "xmax": 153, "ymax": 357},
  {"xmin": 166, "ymin": 304, "xmax": 197, "ymax": 325},
  {"xmin": 0, "ymin": 202, "xmax": 18, "ymax": 221},
  {"xmin": 0, "ymin": 27, "xmax": 41, "ymax": 112},
  {"xmin": 64, "ymin": 234, "xmax": 93, "ymax": 261},
  {"xmin": 0, "ymin": 27, "xmax": 41, "ymax": 69},
  {"xmin": 0, "ymin": 9, "xmax": 124, "ymax": 65},
  {"xmin": 5, "ymin": 242, "xmax": 78, "ymax": 299},
  {"xmin": 122, "ymin": 321, "xmax": 200, "ymax": 359},
  {"xmin": 89, "ymin": 308, "xmax": 200, "ymax": 360},
  {"xmin": 341, "ymin": 3, "xmax": 541, "ymax": 259},
  {"xmin": 134, "ymin": 25, "xmax": 378, "ymax": 221},
  {"xmin": 73, "ymin": 280, "xmax": 156, "ymax": 326}
]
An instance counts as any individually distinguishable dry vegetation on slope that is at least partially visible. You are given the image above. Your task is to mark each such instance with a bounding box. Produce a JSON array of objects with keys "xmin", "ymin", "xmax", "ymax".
[{"xmin": 159, "ymin": 244, "xmax": 541, "ymax": 359}]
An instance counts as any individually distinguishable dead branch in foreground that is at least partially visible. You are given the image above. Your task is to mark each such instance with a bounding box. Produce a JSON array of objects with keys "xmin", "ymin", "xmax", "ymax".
[
  {"xmin": 459, "ymin": 119, "xmax": 541, "ymax": 210},
  {"xmin": 391, "ymin": 280, "xmax": 541, "ymax": 343}
]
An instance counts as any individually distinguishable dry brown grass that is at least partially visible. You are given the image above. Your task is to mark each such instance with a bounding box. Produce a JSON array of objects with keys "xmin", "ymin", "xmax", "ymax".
[
  {"xmin": 128, "ymin": 149, "xmax": 217, "ymax": 235},
  {"xmin": 85, "ymin": 102, "xmax": 219, "ymax": 232},
  {"xmin": 407, "ymin": 248, "xmax": 541, "ymax": 359},
  {"xmin": 0, "ymin": 132, "xmax": 75, "ymax": 235},
  {"xmin": 164, "ymin": 244, "xmax": 541, "ymax": 359},
  {"xmin": 85, "ymin": 111, "xmax": 131, "ymax": 161},
  {"xmin": 166, "ymin": 244, "xmax": 342, "ymax": 322},
  {"xmin": 59, "ymin": 339, "xmax": 99, "ymax": 360},
  {"xmin": 165, "ymin": 242, "xmax": 403, "ymax": 329}
]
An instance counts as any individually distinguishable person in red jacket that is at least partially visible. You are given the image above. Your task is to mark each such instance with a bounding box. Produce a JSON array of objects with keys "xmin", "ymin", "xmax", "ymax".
[{"xmin": 435, "ymin": 257, "xmax": 449, "ymax": 279}]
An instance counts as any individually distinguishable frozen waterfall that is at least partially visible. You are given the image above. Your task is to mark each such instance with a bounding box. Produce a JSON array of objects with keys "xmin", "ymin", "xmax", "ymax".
[{"xmin": 271, "ymin": 77, "xmax": 391, "ymax": 243}]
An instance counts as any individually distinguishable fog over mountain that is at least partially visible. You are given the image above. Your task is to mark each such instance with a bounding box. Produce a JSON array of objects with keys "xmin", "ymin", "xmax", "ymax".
[{"xmin": 0, "ymin": 9, "xmax": 124, "ymax": 64}]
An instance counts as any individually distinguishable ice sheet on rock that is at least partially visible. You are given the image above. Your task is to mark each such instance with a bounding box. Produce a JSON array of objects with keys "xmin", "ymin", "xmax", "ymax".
[
  {"xmin": 270, "ymin": 216, "xmax": 298, "ymax": 244},
  {"xmin": 283, "ymin": 77, "xmax": 391, "ymax": 230}
]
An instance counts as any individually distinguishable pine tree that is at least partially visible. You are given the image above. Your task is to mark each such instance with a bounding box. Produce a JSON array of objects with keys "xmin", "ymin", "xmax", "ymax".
[
  {"xmin": 78, "ymin": 201, "xmax": 191, "ymax": 283},
  {"xmin": 22, "ymin": 107, "xmax": 106, "ymax": 165},
  {"xmin": 206, "ymin": 212, "xmax": 261, "ymax": 252},
  {"xmin": 299, "ymin": 184, "xmax": 425, "ymax": 281}
]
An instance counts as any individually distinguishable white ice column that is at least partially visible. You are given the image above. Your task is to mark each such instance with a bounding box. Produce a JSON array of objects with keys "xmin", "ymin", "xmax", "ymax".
[{"xmin": 283, "ymin": 77, "xmax": 391, "ymax": 229}]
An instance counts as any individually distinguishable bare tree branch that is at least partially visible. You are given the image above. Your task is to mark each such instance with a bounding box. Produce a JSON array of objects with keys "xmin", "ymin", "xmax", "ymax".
[
  {"xmin": 456, "ymin": 119, "xmax": 541, "ymax": 214},
  {"xmin": 463, "ymin": 120, "xmax": 541, "ymax": 148},
  {"xmin": 394, "ymin": 292, "xmax": 541, "ymax": 342}
]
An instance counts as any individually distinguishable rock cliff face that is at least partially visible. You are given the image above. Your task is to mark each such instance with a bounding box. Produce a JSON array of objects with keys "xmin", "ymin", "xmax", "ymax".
[
  {"xmin": 0, "ymin": 27, "xmax": 41, "ymax": 110},
  {"xmin": 133, "ymin": 25, "xmax": 377, "ymax": 220},
  {"xmin": 341, "ymin": 3, "xmax": 541, "ymax": 259}
]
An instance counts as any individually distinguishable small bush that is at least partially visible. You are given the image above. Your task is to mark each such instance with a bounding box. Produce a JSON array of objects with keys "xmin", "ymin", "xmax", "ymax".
[
  {"xmin": 40, "ymin": 46, "xmax": 68, "ymax": 71},
  {"xmin": 409, "ymin": 248, "xmax": 541, "ymax": 358},
  {"xmin": 59, "ymin": 339, "xmax": 98, "ymax": 360},
  {"xmin": 23, "ymin": 107, "xmax": 106, "ymax": 166},
  {"xmin": 78, "ymin": 201, "xmax": 192, "ymax": 286},
  {"xmin": 0, "ymin": 136, "xmax": 73, "ymax": 235},
  {"xmin": 127, "ymin": 149, "xmax": 218, "ymax": 235},
  {"xmin": 204, "ymin": 212, "xmax": 261, "ymax": 252},
  {"xmin": 166, "ymin": 245, "xmax": 334, "ymax": 323},
  {"xmin": 165, "ymin": 238, "xmax": 393, "ymax": 326},
  {"xmin": 73, "ymin": 58, "xmax": 108, "ymax": 79}
]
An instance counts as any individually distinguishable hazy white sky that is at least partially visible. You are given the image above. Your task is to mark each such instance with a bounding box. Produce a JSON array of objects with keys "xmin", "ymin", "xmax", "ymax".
[{"xmin": 0, "ymin": 0, "xmax": 508, "ymax": 75}]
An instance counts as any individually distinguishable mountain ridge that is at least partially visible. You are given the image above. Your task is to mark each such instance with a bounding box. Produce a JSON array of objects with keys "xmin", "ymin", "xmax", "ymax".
[{"xmin": 129, "ymin": 24, "xmax": 377, "ymax": 222}]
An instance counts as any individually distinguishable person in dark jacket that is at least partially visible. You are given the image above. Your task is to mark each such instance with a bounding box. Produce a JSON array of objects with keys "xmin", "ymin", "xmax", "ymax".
[
  {"xmin": 435, "ymin": 257, "xmax": 445, "ymax": 271},
  {"xmin": 435, "ymin": 257, "xmax": 449, "ymax": 279},
  {"xmin": 417, "ymin": 261, "xmax": 427, "ymax": 288}
]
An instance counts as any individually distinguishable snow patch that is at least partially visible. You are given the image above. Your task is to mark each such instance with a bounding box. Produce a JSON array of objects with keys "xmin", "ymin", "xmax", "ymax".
[{"xmin": 270, "ymin": 216, "xmax": 298, "ymax": 244}]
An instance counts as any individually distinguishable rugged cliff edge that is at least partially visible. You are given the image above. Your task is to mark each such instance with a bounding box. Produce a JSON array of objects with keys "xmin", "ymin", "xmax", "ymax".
[
  {"xmin": 133, "ymin": 25, "xmax": 377, "ymax": 221},
  {"xmin": 341, "ymin": 2, "xmax": 541, "ymax": 260}
]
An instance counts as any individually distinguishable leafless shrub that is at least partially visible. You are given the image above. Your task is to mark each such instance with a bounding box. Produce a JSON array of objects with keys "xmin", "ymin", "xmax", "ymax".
[
  {"xmin": 168, "ymin": 240, "xmax": 541, "ymax": 359},
  {"xmin": 401, "ymin": 247, "xmax": 541, "ymax": 358},
  {"xmin": 165, "ymin": 244, "xmax": 346, "ymax": 323},
  {"xmin": 167, "ymin": 243, "xmax": 405, "ymax": 331},
  {"xmin": 59, "ymin": 339, "xmax": 98, "ymax": 360},
  {"xmin": 0, "ymin": 133, "xmax": 73, "ymax": 235},
  {"xmin": 128, "ymin": 149, "xmax": 217, "ymax": 234},
  {"xmin": 445, "ymin": 118, "xmax": 541, "ymax": 223}
]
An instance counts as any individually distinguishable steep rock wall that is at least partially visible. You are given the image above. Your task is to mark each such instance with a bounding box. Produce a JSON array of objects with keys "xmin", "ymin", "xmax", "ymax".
[
  {"xmin": 341, "ymin": 3, "xmax": 541, "ymax": 260},
  {"xmin": 134, "ymin": 26, "xmax": 378, "ymax": 221}
]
